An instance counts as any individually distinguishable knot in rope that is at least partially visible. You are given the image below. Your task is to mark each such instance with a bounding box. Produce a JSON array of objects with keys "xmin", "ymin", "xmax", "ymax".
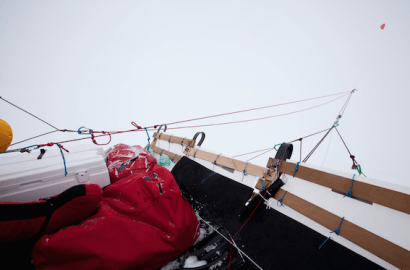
[
  {"xmin": 277, "ymin": 191, "xmax": 287, "ymax": 207},
  {"xmin": 131, "ymin": 122, "xmax": 142, "ymax": 129},
  {"xmin": 292, "ymin": 162, "xmax": 300, "ymax": 178},
  {"xmin": 57, "ymin": 144, "xmax": 68, "ymax": 177},
  {"xmin": 344, "ymin": 174, "xmax": 355, "ymax": 198},
  {"xmin": 319, "ymin": 217, "xmax": 345, "ymax": 249}
]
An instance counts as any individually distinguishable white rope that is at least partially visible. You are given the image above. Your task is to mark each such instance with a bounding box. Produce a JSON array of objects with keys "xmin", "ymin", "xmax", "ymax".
[{"xmin": 197, "ymin": 216, "xmax": 264, "ymax": 270}]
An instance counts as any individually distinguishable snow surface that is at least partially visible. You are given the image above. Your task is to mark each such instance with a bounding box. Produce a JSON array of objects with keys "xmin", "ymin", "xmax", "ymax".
[{"xmin": 183, "ymin": 256, "xmax": 207, "ymax": 268}]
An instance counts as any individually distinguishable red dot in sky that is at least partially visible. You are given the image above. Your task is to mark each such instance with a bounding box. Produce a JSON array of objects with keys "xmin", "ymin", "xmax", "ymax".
[{"xmin": 381, "ymin": 23, "xmax": 385, "ymax": 29}]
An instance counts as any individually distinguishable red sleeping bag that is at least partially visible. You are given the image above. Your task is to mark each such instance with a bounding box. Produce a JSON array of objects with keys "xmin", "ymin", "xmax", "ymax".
[{"xmin": 32, "ymin": 144, "xmax": 200, "ymax": 270}]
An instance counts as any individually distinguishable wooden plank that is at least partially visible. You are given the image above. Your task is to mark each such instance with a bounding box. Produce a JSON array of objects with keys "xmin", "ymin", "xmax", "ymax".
[
  {"xmin": 153, "ymin": 133, "xmax": 196, "ymax": 148},
  {"xmin": 274, "ymin": 189, "xmax": 410, "ymax": 270},
  {"xmin": 185, "ymin": 147, "xmax": 274, "ymax": 184},
  {"xmin": 152, "ymin": 146, "xmax": 182, "ymax": 163},
  {"xmin": 269, "ymin": 158, "xmax": 410, "ymax": 215}
]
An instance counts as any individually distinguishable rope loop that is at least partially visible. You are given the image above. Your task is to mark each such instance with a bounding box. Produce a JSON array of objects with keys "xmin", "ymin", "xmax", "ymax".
[
  {"xmin": 344, "ymin": 174, "xmax": 355, "ymax": 198},
  {"xmin": 131, "ymin": 122, "xmax": 142, "ymax": 129},
  {"xmin": 57, "ymin": 144, "xmax": 68, "ymax": 176},
  {"xmin": 193, "ymin": 146, "xmax": 201, "ymax": 158},
  {"xmin": 319, "ymin": 217, "xmax": 345, "ymax": 249},
  {"xmin": 144, "ymin": 127, "xmax": 151, "ymax": 151},
  {"xmin": 241, "ymin": 162, "xmax": 249, "ymax": 182},
  {"xmin": 292, "ymin": 162, "xmax": 300, "ymax": 178},
  {"xmin": 277, "ymin": 191, "xmax": 287, "ymax": 207},
  {"xmin": 91, "ymin": 131, "xmax": 112, "ymax": 146}
]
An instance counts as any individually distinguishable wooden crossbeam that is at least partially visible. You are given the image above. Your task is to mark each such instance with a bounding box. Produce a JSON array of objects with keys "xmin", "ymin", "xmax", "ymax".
[
  {"xmin": 152, "ymin": 146, "xmax": 182, "ymax": 163},
  {"xmin": 184, "ymin": 147, "xmax": 274, "ymax": 185},
  {"xmin": 274, "ymin": 189, "xmax": 410, "ymax": 270},
  {"xmin": 269, "ymin": 158, "xmax": 410, "ymax": 215},
  {"xmin": 153, "ymin": 133, "xmax": 196, "ymax": 148}
]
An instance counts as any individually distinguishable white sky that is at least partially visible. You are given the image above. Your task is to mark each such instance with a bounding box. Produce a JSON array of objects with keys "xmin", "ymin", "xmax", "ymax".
[{"xmin": 1, "ymin": 0, "xmax": 409, "ymax": 187}]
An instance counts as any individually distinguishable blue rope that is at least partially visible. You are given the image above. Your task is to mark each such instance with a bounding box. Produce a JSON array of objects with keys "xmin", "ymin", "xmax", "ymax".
[
  {"xmin": 344, "ymin": 174, "xmax": 355, "ymax": 198},
  {"xmin": 171, "ymin": 153, "xmax": 177, "ymax": 163},
  {"xmin": 145, "ymin": 127, "xmax": 151, "ymax": 151},
  {"xmin": 193, "ymin": 146, "xmax": 201, "ymax": 158},
  {"xmin": 261, "ymin": 180, "xmax": 269, "ymax": 190},
  {"xmin": 57, "ymin": 144, "xmax": 68, "ymax": 177},
  {"xmin": 241, "ymin": 162, "xmax": 249, "ymax": 182},
  {"xmin": 319, "ymin": 217, "xmax": 345, "ymax": 249},
  {"xmin": 292, "ymin": 161, "xmax": 300, "ymax": 177},
  {"xmin": 277, "ymin": 191, "xmax": 287, "ymax": 207},
  {"xmin": 202, "ymin": 172, "xmax": 217, "ymax": 184}
]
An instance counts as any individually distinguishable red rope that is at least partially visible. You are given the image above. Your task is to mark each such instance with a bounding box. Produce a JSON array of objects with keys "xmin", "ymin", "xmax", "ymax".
[
  {"xmin": 227, "ymin": 190, "xmax": 267, "ymax": 270},
  {"xmin": 163, "ymin": 91, "xmax": 351, "ymax": 127},
  {"xmin": 162, "ymin": 93, "xmax": 349, "ymax": 131}
]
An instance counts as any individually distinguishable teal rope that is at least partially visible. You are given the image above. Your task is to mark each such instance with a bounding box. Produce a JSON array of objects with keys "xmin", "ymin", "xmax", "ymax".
[
  {"xmin": 319, "ymin": 217, "xmax": 344, "ymax": 249},
  {"xmin": 344, "ymin": 174, "xmax": 355, "ymax": 198},
  {"xmin": 292, "ymin": 162, "xmax": 300, "ymax": 178},
  {"xmin": 241, "ymin": 162, "xmax": 249, "ymax": 182},
  {"xmin": 277, "ymin": 191, "xmax": 287, "ymax": 207},
  {"xmin": 145, "ymin": 127, "xmax": 151, "ymax": 151},
  {"xmin": 57, "ymin": 144, "xmax": 68, "ymax": 177},
  {"xmin": 202, "ymin": 172, "xmax": 217, "ymax": 183}
]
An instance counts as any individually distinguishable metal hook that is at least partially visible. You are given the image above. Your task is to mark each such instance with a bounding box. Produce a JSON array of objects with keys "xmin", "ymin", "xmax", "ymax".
[
  {"xmin": 192, "ymin": 132, "xmax": 205, "ymax": 147},
  {"xmin": 156, "ymin": 125, "xmax": 167, "ymax": 133}
]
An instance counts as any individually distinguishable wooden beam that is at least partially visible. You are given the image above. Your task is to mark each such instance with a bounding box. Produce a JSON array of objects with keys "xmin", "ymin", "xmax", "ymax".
[
  {"xmin": 153, "ymin": 133, "xmax": 196, "ymax": 148},
  {"xmin": 185, "ymin": 147, "xmax": 274, "ymax": 184},
  {"xmin": 274, "ymin": 189, "xmax": 410, "ymax": 270},
  {"xmin": 269, "ymin": 158, "xmax": 410, "ymax": 215},
  {"xmin": 151, "ymin": 146, "xmax": 182, "ymax": 163}
]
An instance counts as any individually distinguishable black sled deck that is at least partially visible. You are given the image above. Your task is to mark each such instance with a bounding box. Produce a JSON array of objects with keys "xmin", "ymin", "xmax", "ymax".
[{"xmin": 170, "ymin": 157, "xmax": 384, "ymax": 270}]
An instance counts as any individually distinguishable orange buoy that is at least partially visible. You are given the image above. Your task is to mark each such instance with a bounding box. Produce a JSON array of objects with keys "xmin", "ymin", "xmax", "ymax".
[{"xmin": 0, "ymin": 119, "xmax": 13, "ymax": 151}]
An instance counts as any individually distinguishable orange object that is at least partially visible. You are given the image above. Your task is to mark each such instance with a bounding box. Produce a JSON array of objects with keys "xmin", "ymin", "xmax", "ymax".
[{"xmin": 0, "ymin": 119, "xmax": 13, "ymax": 152}]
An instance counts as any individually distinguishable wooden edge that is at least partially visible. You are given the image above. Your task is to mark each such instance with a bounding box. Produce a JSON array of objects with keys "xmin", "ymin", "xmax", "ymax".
[
  {"xmin": 152, "ymin": 144, "xmax": 274, "ymax": 189},
  {"xmin": 184, "ymin": 147, "xmax": 274, "ymax": 186},
  {"xmin": 152, "ymin": 146, "xmax": 182, "ymax": 163},
  {"xmin": 153, "ymin": 133, "xmax": 196, "ymax": 148},
  {"xmin": 274, "ymin": 189, "xmax": 410, "ymax": 270},
  {"xmin": 269, "ymin": 158, "xmax": 410, "ymax": 215}
]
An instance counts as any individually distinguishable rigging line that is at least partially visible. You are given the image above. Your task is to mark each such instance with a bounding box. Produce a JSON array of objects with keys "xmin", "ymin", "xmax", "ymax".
[
  {"xmin": 246, "ymin": 147, "xmax": 275, "ymax": 162},
  {"xmin": 320, "ymin": 128, "xmax": 333, "ymax": 167},
  {"xmin": 232, "ymin": 147, "xmax": 276, "ymax": 158},
  {"xmin": 163, "ymin": 93, "xmax": 350, "ymax": 131},
  {"xmin": 9, "ymin": 130, "xmax": 59, "ymax": 146},
  {"xmin": 0, "ymin": 97, "xmax": 59, "ymax": 130},
  {"xmin": 233, "ymin": 127, "xmax": 331, "ymax": 160},
  {"xmin": 334, "ymin": 127, "xmax": 352, "ymax": 155},
  {"xmin": 338, "ymin": 90, "xmax": 355, "ymax": 117},
  {"xmin": 197, "ymin": 216, "xmax": 264, "ymax": 270},
  {"xmin": 162, "ymin": 91, "xmax": 351, "ymax": 127},
  {"xmin": 302, "ymin": 126, "xmax": 334, "ymax": 163}
]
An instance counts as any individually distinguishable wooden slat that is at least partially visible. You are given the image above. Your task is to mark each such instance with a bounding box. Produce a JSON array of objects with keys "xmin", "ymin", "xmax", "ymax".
[
  {"xmin": 269, "ymin": 158, "xmax": 410, "ymax": 215},
  {"xmin": 153, "ymin": 133, "xmax": 196, "ymax": 148},
  {"xmin": 185, "ymin": 147, "xmax": 274, "ymax": 184},
  {"xmin": 152, "ymin": 146, "xmax": 182, "ymax": 163},
  {"xmin": 274, "ymin": 189, "xmax": 410, "ymax": 269}
]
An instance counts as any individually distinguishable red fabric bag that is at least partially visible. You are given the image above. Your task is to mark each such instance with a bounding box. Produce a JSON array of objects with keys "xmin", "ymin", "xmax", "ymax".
[
  {"xmin": 106, "ymin": 144, "xmax": 157, "ymax": 184},
  {"xmin": 32, "ymin": 147, "xmax": 200, "ymax": 270},
  {"xmin": 0, "ymin": 184, "xmax": 102, "ymax": 243}
]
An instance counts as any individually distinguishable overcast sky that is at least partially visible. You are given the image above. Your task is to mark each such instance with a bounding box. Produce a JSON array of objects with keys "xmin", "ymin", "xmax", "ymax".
[{"xmin": 1, "ymin": 0, "xmax": 409, "ymax": 187}]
